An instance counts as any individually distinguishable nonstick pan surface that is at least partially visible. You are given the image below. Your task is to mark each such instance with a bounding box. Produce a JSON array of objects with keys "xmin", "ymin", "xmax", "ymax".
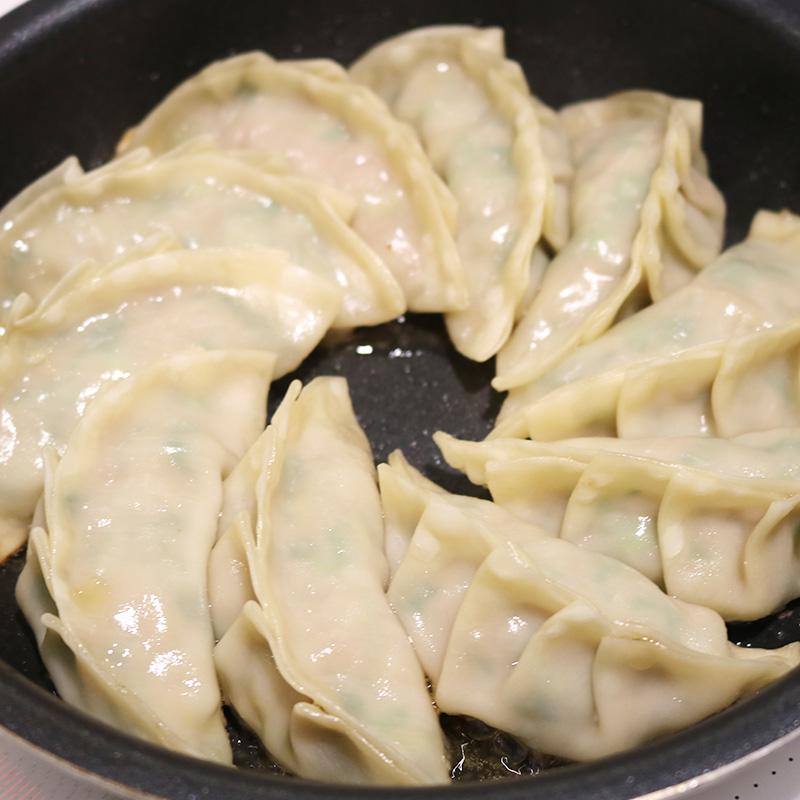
[{"xmin": 2, "ymin": 0, "xmax": 800, "ymax": 797}]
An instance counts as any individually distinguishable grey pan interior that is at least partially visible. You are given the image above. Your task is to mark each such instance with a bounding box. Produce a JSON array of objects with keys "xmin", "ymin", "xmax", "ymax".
[{"xmin": 1, "ymin": 0, "xmax": 800, "ymax": 797}]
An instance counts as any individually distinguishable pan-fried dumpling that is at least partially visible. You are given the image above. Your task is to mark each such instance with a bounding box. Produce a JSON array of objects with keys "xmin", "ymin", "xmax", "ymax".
[
  {"xmin": 380, "ymin": 451, "xmax": 529, "ymax": 682},
  {"xmin": 206, "ymin": 430, "xmax": 272, "ymax": 641},
  {"xmin": 0, "ymin": 246, "xmax": 336, "ymax": 563},
  {"xmin": 350, "ymin": 25, "xmax": 571, "ymax": 361},
  {"xmin": 116, "ymin": 52, "xmax": 466, "ymax": 313},
  {"xmin": 494, "ymin": 90, "xmax": 725, "ymax": 391},
  {"xmin": 389, "ymin": 487, "xmax": 800, "ymax": 762},
  {"xmin": 435, "ymin": 430, "xmax": 800, "ymax": 619},
  {"xmin": 0, "ymin": 144, "xmax": 403, "ymax": 331},
  {"xmin": 515, "ymin": 243, "xmax": 552, "ymax": 321},
  {"xmin": 0, "ymin": 155, "xmax": 85, "ymax": 233},
  {"xmin": 377, "ymin": 449, "xmax": 452, "ymax": 580},
  {"xmin": 15, "ymin": 349, "xmax": 276, "ymax": 762},
  {"xmin": 435, "ymin": 529, "xmax": 799, "ymax": 762},
  {"xmin": 378, "ymin": 448, "xmax": 518, "ymax": 585},
  {"xmin": 494, "ymin": 210, "xmax": 800, "ymax": 439},
  {"xmin": 612, "ymin": 318, "xmax": 800, "ymax": 439},
  {"xmin": 211, "ymin": 378, "xmax": 448, "ymax": 786}
]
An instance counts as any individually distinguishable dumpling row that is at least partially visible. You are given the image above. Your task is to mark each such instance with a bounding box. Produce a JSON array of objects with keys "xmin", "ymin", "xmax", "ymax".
[
  {"xmin": 16, "ymin": 365, "xmax": 452, "ymax": 783},
  {"xmin": 437, "ymin": 429, "xmax": 800, "ymax": 620},
  {"xmin": 0, "ymin": 40, "xmax": 465, "ymax": 780},
  {"xmin": 0, "ymin": 28, "xmax": 472, "ymax": 782},
  {"xmin": 448, "ymin": 210, "xmax": 800, "ymax": 632},
  {"xmin": 16, "ymin": 362, "xmax": 799, "ymax": 778},
  {"xmin": 115, "ymin": 24, "xmax": 726, "ymax": 372},
  {"xmin": 0, "ymin": 23, "xmax": 729, "ymax": 383},
  {"xmin": 381, "ymin": 451, "xmax": 799, "ymax": 763}
]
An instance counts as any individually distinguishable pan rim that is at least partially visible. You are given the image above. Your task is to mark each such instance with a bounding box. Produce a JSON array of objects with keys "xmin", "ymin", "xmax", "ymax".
[{"xmin": 2, "ymin": 654, "xmax": 800, "ymax": 799}]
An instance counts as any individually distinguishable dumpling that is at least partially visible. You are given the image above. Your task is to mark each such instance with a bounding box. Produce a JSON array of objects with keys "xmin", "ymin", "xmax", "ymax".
[
  {"xmin": 0, "ymin": 246, "xmax": 338, "ymax": 563},
  {"xmin": 494, "ymin": 209, "xmax": 800, "ymax": 439},
  {"xmin": 435, "ymin": 429, "xmax": 800, "ymax": 619},
  {"xmin": 434, "ymin": 527, "xmax": 798, "ymax": 762},
  {"xmin": 387, "ymin": 478, "xmax": 800, "ymax": 762},
  {"xmin": 116, "ymin": 52, "xmax": 466, "ymax": 313},
  {"xmin": 494, "ymin": 324, "xmax": 800, "ymax": 442},
  {"xmin": 211, "ymin": 378, "xmax": 449, "ymax": 785},
  {"xmin": 350, "ymin": 25, "xmax": 572, "ymax": 361},
  {"xmin": 515, "ymin": 243, "xmax": 552, "ymax": 322},
  {"xmin": 381, "ymin": 450, "xmax": 530, "ymax": 682},
  {"xmin": 377, "ymin": 449, "xmax": 451, "ymax": 580},
  {"xmin": 494, "ymin": 90, "xmax": 725, "ymax": 390},
  {"xmin": 0, "ymin": 144, "xmax": 403, "ymax": 331},
  {"xmin": 0, "ymin": 154, "xmax": 85, "ymax": 233},
  {"xmin": 15, "ymin": 349, "xmax": 276, "ymax": 762},
  {"xmin": 378, "ymin": 447, "xmax": 520, "ymax": 584},
  {"xmin": 616, "ymin": 317, "xmax": 800, "ymax": 439}
]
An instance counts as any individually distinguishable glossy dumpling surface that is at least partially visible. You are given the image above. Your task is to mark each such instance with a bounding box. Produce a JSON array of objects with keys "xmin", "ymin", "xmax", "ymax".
[
  {"xmin": 211, "ymin": 378, "xmax": 449, "ymax": 785},
  {"xmin": 494, "ymin": 91, "xmax": 725, "ymax": 390},
  {"xmin": 495, "ymin": 210, "xmax": 800, "ymax": 439},
  {"xmin": 0, "ymin": 247, "xmax": 337, "ymax": 562},
  {"xmin": 382, "ymin": 451, "xmax": 536, "ymax": 683},
  {"xmin": 117, "ymin": 52, "xmax": 466, "ymax": 314},
  {"xmin": 350, "ymin": 25, "xmax": 572, "ymax": 361},
  {"xmin": 15, "ymin": 349, "xmax": 276, "ymax": 762},
  {"xmin": 389, "ymin": 487, "xmax": 800, "ymax": 761},
  {"xmin": 0, "ymin": 145, "xmax": 402, "ymax": 330},
  {"xmin": 436, "ymin": 430, "xmax": 800, "ymax": 619}
]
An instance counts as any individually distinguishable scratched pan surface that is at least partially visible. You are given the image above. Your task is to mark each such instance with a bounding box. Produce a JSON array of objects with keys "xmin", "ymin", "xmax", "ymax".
[{"xmin": 2, "ymin": 0, "xmax": 800, "ymax": 798}]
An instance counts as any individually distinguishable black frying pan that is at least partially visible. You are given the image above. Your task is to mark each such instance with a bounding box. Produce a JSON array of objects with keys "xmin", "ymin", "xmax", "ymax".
[{"xmin": 2, "ymin": 0, "xmax": 800, "ymax": 797}]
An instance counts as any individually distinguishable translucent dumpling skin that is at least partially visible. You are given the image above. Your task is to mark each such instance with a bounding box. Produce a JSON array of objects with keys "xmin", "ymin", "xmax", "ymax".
[
  {"xmin": 384, "ymin": 463, "xmax": 800, "ymax": 761},
  {"xmin": 117, "ymin": 52, "xmax": 466, "ymax": 314},
  {"xmin": 16, "ymin": 350, "xmax": 276, "ymax": 762},
  {"xmin": 211, "ymin": 378, "xmax": 449, "ymax": 786}
]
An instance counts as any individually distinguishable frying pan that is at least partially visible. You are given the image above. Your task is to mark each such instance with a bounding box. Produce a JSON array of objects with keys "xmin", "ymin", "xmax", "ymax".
[{"xmin": 2, "ymin": 0, "xmax": 800, "ymax": 797}]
